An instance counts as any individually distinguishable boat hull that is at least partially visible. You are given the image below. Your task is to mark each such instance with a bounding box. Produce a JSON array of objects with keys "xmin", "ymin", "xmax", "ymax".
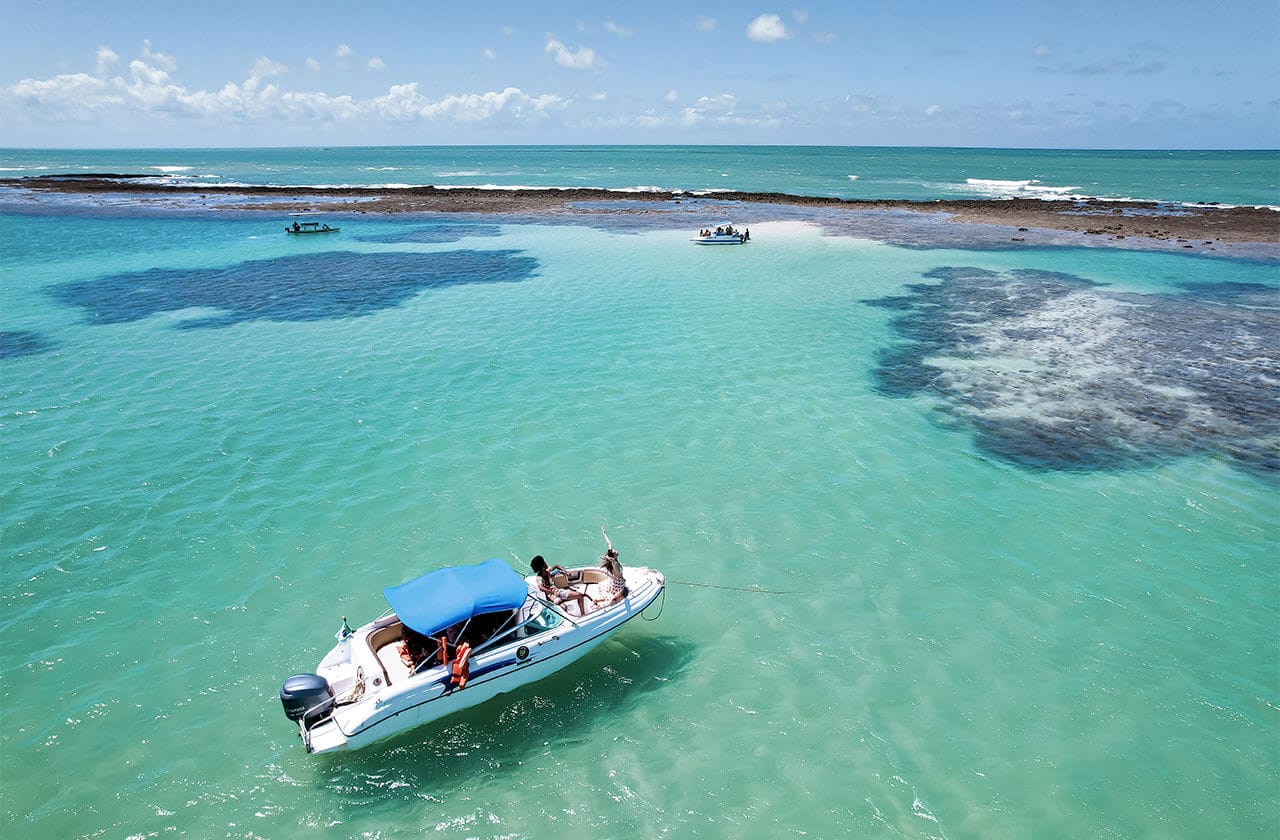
[{"xmin": 298, "ymin": 566, "xmax": 664, "ymax": 753}]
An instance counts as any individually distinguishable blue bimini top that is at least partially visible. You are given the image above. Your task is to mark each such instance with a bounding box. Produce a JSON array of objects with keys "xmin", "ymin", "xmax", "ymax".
[{"xmin": 382, "ymin": 558, "xmax": 530, "ymax": 637}]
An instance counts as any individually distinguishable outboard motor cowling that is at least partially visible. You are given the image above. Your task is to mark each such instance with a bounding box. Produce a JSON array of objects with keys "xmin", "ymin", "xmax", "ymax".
[{"xmin": 280, "ymin": 673, "xmax": 334, "ymax": 726}]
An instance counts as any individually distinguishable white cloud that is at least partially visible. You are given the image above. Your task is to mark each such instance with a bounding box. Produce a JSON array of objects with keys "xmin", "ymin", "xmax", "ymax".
[
  {"xmin": 545, "ymin": 36, "xmax": 605, "ymax": 70},
  {"xmin": 367, "ymin": 57, "xmax": 388, "ymax": 71},
  {"xmin": 747, "ymin": 14, "xmax": 789, "ymax": 42},
  {"xmin": 793, "ymin": 10, "xmax": 810, "ymax": 24},
  {"xmin": 1035, "ymin": 43, "xmax": 1054, "ymax": 59},
  {"xmin": 95, "ymin": 47, "xmax": 119, "ymax": 77},
  {"xmin": 335, "ymin": 44, "xmax": 353, "ymax": 58},
  {"xmin": 483, "ymin": 48, "xmax": 496, "ymax": 60},
  {"xmin": 590, "ymin": 90, "xmax": 608, "ymax": 101},
  {"xmin": 663, "ymin": 89, "xmax": 678, "ymax": 102},
  {"xmin": 693, "ymin": 16, "xmax": 716, "ymax": 32},
  {"xmin": 305, "ymin": 57, "xmax": 321, "ymax": 73},
  {"xmin": 141, "ymin": 40, "xmax": 177, "ymax": 72},
  {"xmin": 694, "ymin": 93, "xmax": 737, "ymax": 111},
  {"xmin": 925, "ymin": 104, "xmax": 942, "ymax": 116},
  {"xmin": 251, "ymin": 57, "xmax": 288, "ymax": 78},
  {"xmin": 2, "ymin": 46, "xmax": 567, "ymax": 132},
  {"xmin": 604, "ymin": 21, "xmax": 631, "ymax": 37},
  {"xmin": 370, "ymin": 84, "xmax": 567, "ymax": 123},
  {"xmin": 500, "ymin": 25, "xmax": 515, "ymax": 36}
]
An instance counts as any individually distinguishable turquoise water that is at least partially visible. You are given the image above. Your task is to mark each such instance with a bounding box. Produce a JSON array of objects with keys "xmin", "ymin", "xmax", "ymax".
[
  {"xmin": 2, "ymin": 196, "xmax": 1278, "ymax": 837},
  {"xmin": 3, "ymin": 145, "xmax": 1279, "ymax": 206}
]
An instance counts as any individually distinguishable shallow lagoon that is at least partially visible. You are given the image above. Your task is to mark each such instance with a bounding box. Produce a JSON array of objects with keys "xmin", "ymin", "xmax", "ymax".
[{"xmin": 2, "ymin": 208, "xmax": 1276, "ymax": 838}]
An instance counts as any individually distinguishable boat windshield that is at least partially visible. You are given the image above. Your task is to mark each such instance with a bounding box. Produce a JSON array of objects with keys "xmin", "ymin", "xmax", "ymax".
[{"xmin": 471, "ymin": 600, "xmax": 562, "ymax": 654}]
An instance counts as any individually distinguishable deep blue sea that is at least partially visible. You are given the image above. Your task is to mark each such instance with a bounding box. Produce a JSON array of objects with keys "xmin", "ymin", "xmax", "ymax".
[
  {"xmin": 1, "ymin": 146, "xmax": 1278, "ymax": 838},
  {"xmin": 3, "ymin": 145, "xmax": 1278, "ymax": 206}
]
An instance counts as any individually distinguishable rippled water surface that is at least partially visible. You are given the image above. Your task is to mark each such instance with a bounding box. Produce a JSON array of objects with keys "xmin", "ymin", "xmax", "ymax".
[{"xmin": 2, "ymin": 209, "xmax": 1277, "ymax": 838}]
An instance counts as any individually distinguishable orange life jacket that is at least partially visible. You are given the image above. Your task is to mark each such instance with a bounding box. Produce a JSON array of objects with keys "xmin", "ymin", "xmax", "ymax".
[{"xmin": 450, "ymin": 641, "xmax": 472, "ymax": 689}]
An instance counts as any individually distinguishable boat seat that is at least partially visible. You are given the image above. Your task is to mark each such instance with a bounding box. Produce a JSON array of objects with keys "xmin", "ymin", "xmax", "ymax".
[
  {"xmin": 368, "ymin": 622, "xmax": 404, "ymax": 686},
  {"xmin": 551, "ymin": 568, "xmax": 608, "ymax": 588}
]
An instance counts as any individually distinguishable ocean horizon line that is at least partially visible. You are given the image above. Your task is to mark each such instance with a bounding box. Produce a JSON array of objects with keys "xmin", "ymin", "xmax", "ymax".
[{"xmin": 3, "ymin": 142, "xmax": 1279, "ymax": 153}]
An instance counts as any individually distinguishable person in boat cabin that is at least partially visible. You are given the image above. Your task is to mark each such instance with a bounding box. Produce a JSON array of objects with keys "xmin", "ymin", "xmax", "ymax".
[
  {"xmin": 598, "ymin": 527, "xmax": 627, "ymax": 604},
  {"xmin": 531, "ymin": 555, "xmax": 599, "ymax": 614},
  {"xmin": 398, "ymin": 626, "xmax": 432, "ymax": 671}
]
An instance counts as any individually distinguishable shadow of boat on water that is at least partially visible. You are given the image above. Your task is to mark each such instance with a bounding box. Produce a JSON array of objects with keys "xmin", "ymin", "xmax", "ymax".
[{"xmin": 310, "ymin": 633, "xmax": 695, "ymax": 796}]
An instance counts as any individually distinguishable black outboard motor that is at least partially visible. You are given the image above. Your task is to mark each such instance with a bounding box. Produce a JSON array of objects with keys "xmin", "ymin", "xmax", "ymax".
[{"xmin": 280, "ymin": 673, "xmax": 334, "ymax": 727}]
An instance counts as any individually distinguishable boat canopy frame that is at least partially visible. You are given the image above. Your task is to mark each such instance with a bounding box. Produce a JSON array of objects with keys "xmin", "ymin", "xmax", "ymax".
[{"xmin": 383, "ymin": 558, "xmax": 529, "ymax": 638}]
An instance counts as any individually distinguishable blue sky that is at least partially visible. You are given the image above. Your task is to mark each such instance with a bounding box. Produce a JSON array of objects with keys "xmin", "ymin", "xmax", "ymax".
[{"xmin": 1, "ymin": 0, "xmax": 1276, "ymax": 148}]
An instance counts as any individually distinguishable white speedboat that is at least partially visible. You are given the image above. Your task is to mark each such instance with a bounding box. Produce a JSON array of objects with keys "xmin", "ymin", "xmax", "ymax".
[
  {"xmin": 692, "ymin": 224, "xmax": 749, "ymax": 244},
  {"xmin": 279, "ymin": 557, "xmax": 665, "ymax": 754}
]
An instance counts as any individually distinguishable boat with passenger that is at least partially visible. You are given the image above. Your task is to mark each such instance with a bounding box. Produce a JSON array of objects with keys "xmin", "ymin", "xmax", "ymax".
[
  {"xmin": 278, "ymin": 555, "xmax": 665, "ymax": 754},
  {"xmin": 693, "ymin": 224, "xmax": 749, "ymax": 245},
  {"xmin": 285, "ymin": 220, "xmax": 339, "ymax": 235}
]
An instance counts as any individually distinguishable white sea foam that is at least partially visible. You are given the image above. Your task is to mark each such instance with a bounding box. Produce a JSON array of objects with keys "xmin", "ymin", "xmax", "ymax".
[
  {"xmin": 847, "ymin": 174, "xmax": 859, "ymax": 180},
  {"xmin": 151, "ymin": 166, "xmax": 193, "ymax": 173},
  {"xmin": 963, "ymin": 178, "xmax": 1080, "ymax": 199}
]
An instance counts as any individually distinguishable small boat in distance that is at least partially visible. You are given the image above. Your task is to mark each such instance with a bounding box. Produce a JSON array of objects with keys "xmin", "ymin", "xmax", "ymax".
[
  {"xmin": 285, "ymin": 220, "xmax": 339, "ymax": 235},
  {"xmin": 693, "ymin": 224, "xmax": 749, "ymax": 245},
  {"xmin": 279, "ymin": 556, "xmax": 665, "ymax": 754}
]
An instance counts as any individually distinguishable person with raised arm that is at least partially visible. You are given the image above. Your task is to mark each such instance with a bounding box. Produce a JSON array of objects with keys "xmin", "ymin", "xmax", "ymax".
[{"xmin": 598, "ymin": 527, "xmax": 628, "ymax": 604}]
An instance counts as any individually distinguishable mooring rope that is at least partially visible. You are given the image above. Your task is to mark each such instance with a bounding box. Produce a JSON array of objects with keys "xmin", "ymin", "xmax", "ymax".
[{"xmin": 666, "ymin": 580, "xmax": 792, "ymax": 595}]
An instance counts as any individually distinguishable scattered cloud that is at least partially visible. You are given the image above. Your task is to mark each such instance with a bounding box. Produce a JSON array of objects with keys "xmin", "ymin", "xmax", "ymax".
[
  {"xmin": 663, "ymin": 89, "xmax": 678, "ymax": 102},
  {"xmin": 747, "ymin": 14, "xmax": 789, "ymax": 43},
  {"xmin": 305, "ymin": 57, "xmax": 321, "ymax": 73},
  {"xmin": 590, "ymin": 90, "xmax": 608, "ymax": 101},
  {"xmin": 1034, "ymin": 43, "xmax": 1053, "ymax": 59},
  {"xmin": 604, "ymin": 21, "xmax": 632, "ymax": 37},
  {"xmin": 793, "ymin": 10, "xmax": 810, "ymax": 24},
  {"xmin": 925, "ymin": 104, "xmax": 942, "ymax": 116},
  {"xmin": 693, "ymin": 16, "xmax": 716, "ymax": 32},
  {"xmin": 141, "ymin": 40, "xmax": 177, "ymax": 73},
  {"xmin": 95, "ymin": 47, "xmax": 119, "ymax": 76},
  {"xmin": 1037, "ymin": 57, "xmax": 1167, "ymax": 76},
  {"xmin": 483, "ymin": 48, "xmax": 496, "ymax": 60},
  {"xmin": 251, "ymin": 57, "xmax": 288, "ymax": 78},
  {"xmin": 367, "ymin": 57, "xmax": 388, "ymax": 71},
  {"xmin": 368, "ymin": 83, "xmax": 566, "ymax": 122},
  {"xmin": 335, "ymin": 44, "xmax": 353, "ymax": 68},
  {"xmin": 2, "ymin": 45, "xmax": 568, "ymax": 134},
  {"xmin": 545, "ymin": 36, "xmax": 605, "ymax": 70}
]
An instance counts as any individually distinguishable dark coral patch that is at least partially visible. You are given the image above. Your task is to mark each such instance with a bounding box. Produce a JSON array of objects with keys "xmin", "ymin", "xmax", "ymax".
[
  {"xmin": 866, "ymin": 267, "xmax": 1279, "ymax": 477},
  {"xmin": 0, "ymin": 330, "xmax": 54, "ymax": 359},
  {"xmin": 49, "ymin": 249, "xmax": 537, "ymax": 329},
  {"xmin": 355, "ymin": 222, "xmax": 503, "ymax": 244}
]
